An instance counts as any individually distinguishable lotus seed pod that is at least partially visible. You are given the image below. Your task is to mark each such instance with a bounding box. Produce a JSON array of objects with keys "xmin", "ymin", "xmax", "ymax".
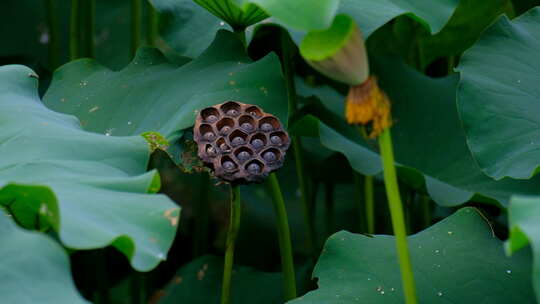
[
  {"xmin": 223, "ymin": 161, "xmax": 236, "ymax": 171},
  {"xmin": 241, "ymin": 122, "xmax": 253, "ymax": 131},
  {"xmin": 263, "ymin": 151, "xmax": 277, "ymax": 162},
  {"xmin": 251, "ymin": 138, "xmax": 264, "ymax": 149},
  {"xmin": 206, "ymin": 114, "xmax": 218, "ymax": 123},
  {"xmin": 204, "ymin": 132, "xmax": 215, "ymax": 141},
  {"xmin": 220, "ymin": 126, "xmax": 231, "ymax": 134},
  {"xmin": 247, "ymin": 163, "xmax": 261, "ymax": 174},
  {"xmin": 231, "ymin": 137, "xmax": 244, "ymax": 146},
  {"xmin": 261, "ymin": 123, "xmax": 273, "ymax": 132},
  {"xmin": 194, "ymin": 101, "xmax": 290, "ymax": 183},
  {"xmin": 270, "ymin": 135, "xmax": 282, "ymax": 145},
  {"xmin": 237, "ymin": 151, "xmax": 251, "ymax": 161},
  {"xmin": 226, "ymin": 109, "xmax": 239, "ymax": 116}
]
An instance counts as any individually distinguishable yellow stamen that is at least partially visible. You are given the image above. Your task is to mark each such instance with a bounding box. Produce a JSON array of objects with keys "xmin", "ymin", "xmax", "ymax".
[{"xmin": 345, "ymin": 76, "xmax": 392, "ymax": 138}]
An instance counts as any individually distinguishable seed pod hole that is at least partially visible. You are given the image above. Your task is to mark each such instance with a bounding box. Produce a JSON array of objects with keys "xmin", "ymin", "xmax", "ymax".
[
  {"xmin": 269, "ymin": 131, "xmax": 289, "ymax": 146},
  {"xmin": 201, "ymin": 107, "xmax": 220, "ymax": 123},
  {"xmin": 259, "ymin": 116, "xmax": 280, "ymax": 132},
  {"xmin": 261, "ymin": 148, "xmax": 281, "ymax": 163},
  {"xmin": 215, "ymin": 137, "xmax": 231, "ymax": 153},
  {"xmin": 239, "ymin": 115, "xmax": 256, "ymax": 132},
  {"xmin": 221, "ymin": 156, "xmax": 238, "ymax": 171},
  {"xmin": 217, "ymin": 117, "xmax": 235, "ymax": 135},
  {"xmin": 245, "ymin": 106, "xmax": 263, "ymax": 118},
  {"xmin": 199, "ymin": 124, "xmax": 216, "ymax": 142},
  {"xmin": 220, "ymin": 101, "xmax": 241, "ymax": 117},
  {"xmin": 234, "ymin": 147, "xmax": 253, "ymax": 163},
  {"xmin": 205, "ymin": 144, "xmax": 217, "ymax": 157},
  {"xmin": 245, "ymin": 160, "xmax": 264, "ymax": 175},
  {"xmin": 229, "ymin": 130, "xmax": 248, "ymax": 147},
  {"xmin": 249, "ymin": 134, "xmax": 267, "ymax": 150}
]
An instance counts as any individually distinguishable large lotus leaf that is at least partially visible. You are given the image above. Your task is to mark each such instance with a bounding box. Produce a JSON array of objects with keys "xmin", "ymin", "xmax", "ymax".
[
  {"xmin": 289, "ymin": 207, "xmax": 535, "ymax": 303},
  {"xmin": 507, "ymin": 195, "xmax": 540, "ymax": 300},
  {"xmin": 0, "ymin": 212, "xmax": 89, "ymax": 304},
  {"xmin": 0, "ymin": 64, "xmax": 180, "ymax": 271},
  {"xmin": 295, "ymin": 57, "xmax": 540, "ymax": 207},
  {"xmin": 338, "ymin": 0, "xmax": 459, "ymax": 39},
  {"xmin": 156, "ymin": 255, "xmax": 285, "ymax": 303},
  {"xmin": 457, "ymin": 8, "xmax": 540, "ymax": 180},
  {"xmin": 151, "ymin": 0, "xmax": 233, "ymax": 59},
  {"xmin": 43, "ymin": 30, "xmax": 288, "ymax": 157}
]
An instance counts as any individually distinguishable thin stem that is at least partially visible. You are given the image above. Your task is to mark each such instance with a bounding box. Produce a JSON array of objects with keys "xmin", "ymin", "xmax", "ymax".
[
  {"xmin": 324, "ymin": 182, "xmax": 335, "ymax": 237},
  {"xmin": 280, "ymin": 30, "xmax": 315, "ymax": 255},
  {"xmin": 147, "ymin": 1, "xmax": 159, "ymax": 46},
  {"xmin": 233, "ymin": 27, "xmax": 246, "ymax": 47},
  {"xmin": 266, "ymin": 173, "xmax": 297, "ymax": 301},
  {"xmin": 70, "ymin": 0, "xmax": 80, "ymax": 60},
  {"xmin": 353, "ymin": 172, "xmax": 364, "ymax": 233},
  {"xmin": 378, "ymin": 129, "xmax": 417, "ymax": 304},
  {"xmin": 364, "ymin": 175, "xmax": 375, "ymax": 234},
  {"xmin": 131, "ymin": 0, "xmax": 143, "ymax": 58},
  {"xmin": 193, "ymin": 173, "xmax": 210, "ymax": 257},
  {"xmin": 221, "ymin": 185, "xmax": 242, "ymax": 304},
  {"xmin": 45, "ymin": 0, "xmax": 60, "ymax": 69},
  {"xmin": 84, "ymin": 0, "xmax": 96, "ymax": 58}
]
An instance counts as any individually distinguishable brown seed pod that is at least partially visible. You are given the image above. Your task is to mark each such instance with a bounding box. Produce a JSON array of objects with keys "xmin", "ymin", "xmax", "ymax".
[{"xmin": 193, "ymin": 101, "xmax": 290, "ymax": 183}]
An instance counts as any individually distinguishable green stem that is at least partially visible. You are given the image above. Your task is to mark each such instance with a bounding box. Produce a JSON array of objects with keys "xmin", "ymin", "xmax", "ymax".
[
  {"xmin": 221, "ymin": 185, "xmax": 242, "ymax": 304},
  {"xmin": 70, "ymin": 0, "xmax": 80, "ymax": 60},
  {"xmin": 84, "ymin": 0, "xmax": 95, "ymax": 58},
  {"xmin": 379, "ymin": 129, "xmax": 417, "ymax": 304},
  {"xmin": 266, "ymin": 173, "xmax": 297, "ymax": 301},
  {"xmin": 353, "ymin": 172, "xmax": 364, "ymax": 233},
  {"xmin": 324, "ymin": 182, "xmax": 335, "ymax": 237},
  {"xmin": 364, "ymin": 175, "xmax": 375, "ymax": 234},
  {"xmin": 280, "ymin": 30, "xmax": 315, "ymax": 255},
  {"xmin": 131, "ymin": 0, "xmax": 143, "ymax": 58},
  {"xmin": 147, "ymin": 1, "xmax": 159, "ymax": 46},
  {"xmin": 233, "ymin": 27, "xmax": 246, "ymax": 47},
  {"xmin": 193, "ymin": 173, "xmax": 210, "ymax": 257},
  {"xmin": 45, "ymin": 0, "xmax": 60, "ymax": 69}
]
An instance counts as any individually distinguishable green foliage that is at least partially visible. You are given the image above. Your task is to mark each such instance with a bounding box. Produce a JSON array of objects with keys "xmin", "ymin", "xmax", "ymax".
[
  {"xmin": 0, "ymin": 64, "xmax": 179, "ymax": 271},
  {"xmin": 289, "ymin": 208, "xmax": 535, "ymax": 303},
  {"xmin": 2, "ymin": 0, "xmax": 540, "ymax": 302},
  {"xmin": 0, "ymin": 212, "xmax": 89, "ymax": 303},
  {"xmin": 457, "ymin": 8, "xmax": 540, "ymax": 180}
]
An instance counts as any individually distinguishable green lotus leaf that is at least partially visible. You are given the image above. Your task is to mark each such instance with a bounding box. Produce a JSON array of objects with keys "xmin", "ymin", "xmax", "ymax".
[
  {"xmin": 0, "ymin": 64, "xmax": 180, "ymax": 271},
  {"xmin": 0, "ymin": 212, "xmax": 89, "ymax": 304},
  {"xmin": 289, "ymin": 208, "xmax": 535, "ymax": 303},
  {"xmin": 294, "ymin": 57, "xmax": 540, "ymax": 207},
  {"xmin": 43, "ymin": 30, "xmax": 288, "ymax": 163},
  {"xmin": 457, "ymin": 8, "xmax": 540, "ymax": 180}
]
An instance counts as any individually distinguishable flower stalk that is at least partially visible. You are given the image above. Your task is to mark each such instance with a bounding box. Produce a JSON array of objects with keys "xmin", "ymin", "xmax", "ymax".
[
  {"xmin": 300, "ymin": 13, "xmax": 417, "ymax": 304},
  {"xmin": 221, "ymin": 185, "xmax": 241, "ymax": 304}
]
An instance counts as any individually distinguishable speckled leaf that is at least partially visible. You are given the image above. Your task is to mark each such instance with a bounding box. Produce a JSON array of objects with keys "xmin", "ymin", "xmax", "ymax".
[
  {"xmin": 295, "ymin": 57, "xmax": 540, "ymax": 207},
  {"xmin": 0, "ymin": 65, "xmax": 179, "ymax": 271},
  {"xmin": 289, "ymin": 208, "xmax": 535, "ymax": 304},
  {"xmin": 457, "ymin": 8, "xmax": 540, "ymax": 180},
  {"xmin": 0, "ymin": 212, "xmax": 89, "ymax": 304},
  {"xmin": 44, "ymin": 30, "xmax": 288, "ymax": 163}
]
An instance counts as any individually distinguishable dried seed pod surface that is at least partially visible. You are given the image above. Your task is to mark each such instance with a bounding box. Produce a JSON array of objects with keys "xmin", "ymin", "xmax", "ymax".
[{"xmin": 194, "ymin": 101, "xmax": 290, "ymax": 183}]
